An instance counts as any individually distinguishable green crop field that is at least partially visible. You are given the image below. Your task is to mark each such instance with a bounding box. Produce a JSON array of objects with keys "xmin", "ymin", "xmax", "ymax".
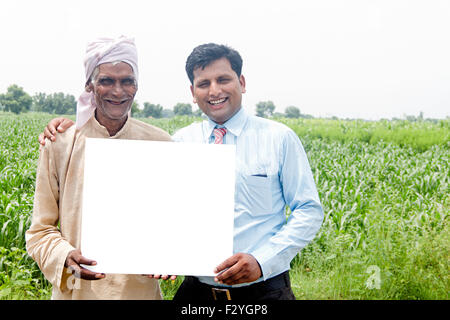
[{"xmin": 0, "ymin": 112, "xmax": 449, "ymax": 300}]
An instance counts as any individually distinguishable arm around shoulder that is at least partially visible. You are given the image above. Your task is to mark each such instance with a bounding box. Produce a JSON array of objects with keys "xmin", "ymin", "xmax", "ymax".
[{"xmin": 39, "ymin": 117, "xmax": 75, "ymax": 146}]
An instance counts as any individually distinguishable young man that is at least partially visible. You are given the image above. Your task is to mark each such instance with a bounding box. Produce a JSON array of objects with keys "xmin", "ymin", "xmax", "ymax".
[
  {"xmin": 39, "ymin": 43, "xmax": 323, "ymax": 300},
  {"xmin": 27, "ymin": 36, "xmax": 172, "ymax": 299},
  {"xmin": 171, "ymin": 43, "xmax": 323, "ymax": 300}
]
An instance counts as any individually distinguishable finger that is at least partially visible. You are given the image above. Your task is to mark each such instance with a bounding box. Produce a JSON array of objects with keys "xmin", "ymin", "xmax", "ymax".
[
  {"xmin": 76, "ymin": 255, "xmax": 97, "ymax": 266},
  {"xmin": 219, "ymin": 255, "xmax": 262, "ymax": 285},
  {"xmin": 38, "ymin": 133, "xmax": 46, "ymax": 146},
  {"xmin": 58, "ymin": 119, "xmax": 75, "ymax": 132},
  {"xmin": 222, "ymin": 275, "xmax": 246, "ymax": 285},
  {"xmin": 221, "ymin": 267, "xmax": 248, "ymax": 285},
  {"xmin": 67, "ymin": 262, "xmax": 82, "ymax": 277},
  {"xmin": 48, "ymin": 118, "xmax": 63, "ymax": 133},
  {"xmin": 79, "ymin": 267, "xmax": 105, "ymax": 280},
  {"xmin": 43, "ymin": 127, "xmax": 55, "ymax": 141},
  {"xmin": 215, "ymin": 263, "xmax": 242, "ymax": 283},
  {"xmin": 67, "ymin": 261, "xmax": 104, "ymax": 280},
  {"xmin": 144, "ymin": 274, "xmax": 176, "ymax": 280},
  {"xmin": 47, "ymin": 119, "xmax": 60, "ymax": 135},
  {"xmin": 214, "ymin": 254, "xmax": 240, "ymax": 274}
]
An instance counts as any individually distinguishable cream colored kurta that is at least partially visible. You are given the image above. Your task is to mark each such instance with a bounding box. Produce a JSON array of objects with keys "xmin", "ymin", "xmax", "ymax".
[{"xmin": 26, "ymin": 116, "xmax": 172, "ymax": 300}]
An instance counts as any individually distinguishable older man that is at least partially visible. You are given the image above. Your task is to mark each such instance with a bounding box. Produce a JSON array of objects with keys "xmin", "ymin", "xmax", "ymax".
[{"xmin": 26, "ymin": 36, "xmax": 171, "ymax": 299}]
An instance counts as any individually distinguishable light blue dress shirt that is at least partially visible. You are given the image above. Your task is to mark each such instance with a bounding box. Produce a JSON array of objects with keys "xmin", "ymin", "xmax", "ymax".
[{"xmin": 172, "ymin": 107, "xmax": 324, "ymax": 287}]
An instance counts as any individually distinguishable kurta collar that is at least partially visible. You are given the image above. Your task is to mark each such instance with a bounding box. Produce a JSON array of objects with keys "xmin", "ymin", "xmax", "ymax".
[{"xmin": 86, "ymin": 115, "xmax": 131, "ymax": 139}]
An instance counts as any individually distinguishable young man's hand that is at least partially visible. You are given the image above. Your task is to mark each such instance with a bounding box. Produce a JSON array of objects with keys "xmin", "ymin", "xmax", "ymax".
[
  {"xmin": 38, "ymin": 117, "xmax": 74, "ymax": 146},
  {"xmin": 214, "ymin": 253, "xmax": 262, "ymax": 285}
]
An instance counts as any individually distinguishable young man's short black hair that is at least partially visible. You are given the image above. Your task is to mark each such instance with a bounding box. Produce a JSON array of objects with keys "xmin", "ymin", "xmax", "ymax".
[{"xmin": 185, "ymin": 43, "xmax": 243, "ymax": 84}]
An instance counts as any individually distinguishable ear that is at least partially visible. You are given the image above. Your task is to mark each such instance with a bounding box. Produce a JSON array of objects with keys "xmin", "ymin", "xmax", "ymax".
[
  {"xmin": 190, "ymin": 85, "xmax": 197, "ymax": 103},
  {"xmin": 239, "ymin": 75, "xmax": 246, "ymax": 94},
  {"xmin": 85, "ymin": 82, "xmax": 94, "ymax": 93}
]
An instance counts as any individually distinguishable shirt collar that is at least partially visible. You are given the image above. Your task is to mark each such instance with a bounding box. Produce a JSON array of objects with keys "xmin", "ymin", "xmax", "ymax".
[{"xmin": 205, "ymin": 107, "xmax": 248, "ymax": 138}]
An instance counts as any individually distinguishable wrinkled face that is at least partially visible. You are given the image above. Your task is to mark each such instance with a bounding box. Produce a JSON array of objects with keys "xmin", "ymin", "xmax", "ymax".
[
  {"xmin": 191, "ymin": 57, "xmax": 246, "ymax": 124},
  {"xmin": 89, "ymin": 62, "xmax": 137, "ymax": 122}
]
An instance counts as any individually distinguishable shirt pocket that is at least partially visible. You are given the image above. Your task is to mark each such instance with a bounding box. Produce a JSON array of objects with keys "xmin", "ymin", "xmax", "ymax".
[{"xmin": 239, "ymin": 174, "xmax": 273, "ymax": 215}]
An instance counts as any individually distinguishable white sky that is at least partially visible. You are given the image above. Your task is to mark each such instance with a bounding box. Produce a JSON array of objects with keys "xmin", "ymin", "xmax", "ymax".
[{"xmin": 1, "ymin": 0, "xmax": 449, "ymax": 120}]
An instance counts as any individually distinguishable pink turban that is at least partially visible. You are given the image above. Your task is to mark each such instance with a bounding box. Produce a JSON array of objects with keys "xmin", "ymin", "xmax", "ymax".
[{"xmin": 76, "ymin": 35, "xmax": 138, "ymax": 129}]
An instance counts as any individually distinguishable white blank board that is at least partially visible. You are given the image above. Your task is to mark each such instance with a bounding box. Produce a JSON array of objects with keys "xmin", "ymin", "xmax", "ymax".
[{"xmin": 81, "ymin": 138, "xmax": 235, "ymax": 276}]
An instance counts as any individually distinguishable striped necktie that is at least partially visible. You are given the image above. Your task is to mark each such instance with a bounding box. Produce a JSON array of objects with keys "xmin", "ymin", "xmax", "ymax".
[{"xmin": 213, "ymin": 127, "xmax": 227, "ymax": 144}]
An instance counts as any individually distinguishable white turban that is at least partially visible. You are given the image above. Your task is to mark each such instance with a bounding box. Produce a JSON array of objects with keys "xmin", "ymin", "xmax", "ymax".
[{"xmin": 76, "ymin": 35, "xmax": 138, "ymax": 129}]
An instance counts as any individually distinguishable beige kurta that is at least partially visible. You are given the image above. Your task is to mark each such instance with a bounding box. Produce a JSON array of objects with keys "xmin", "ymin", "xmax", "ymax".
[{"xmin": 26, "ymin": 116, "xmax": 172, "ymax": 300}]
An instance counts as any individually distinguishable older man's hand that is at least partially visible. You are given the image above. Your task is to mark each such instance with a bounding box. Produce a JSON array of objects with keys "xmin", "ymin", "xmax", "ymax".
[
  {"xmin": 214, "ymin": 253, "xmax": 262, "ymax": 285},
  {"xmin": 38, "ymin": 117, "xmax": 74, "ymax": 146},
  {"xmin": 64, "ymin": 249, "xmax": 105, "ymax": 281}
]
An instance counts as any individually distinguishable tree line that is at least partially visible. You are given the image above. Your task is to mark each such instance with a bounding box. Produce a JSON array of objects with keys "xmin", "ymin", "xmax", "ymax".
[
  {"xmin": 0, "ymin": 85, "xmax": 76, "ymax": 115},
  {"xmin": 0, "ymin": 84, "xmax": 311, "ymax": 119}
]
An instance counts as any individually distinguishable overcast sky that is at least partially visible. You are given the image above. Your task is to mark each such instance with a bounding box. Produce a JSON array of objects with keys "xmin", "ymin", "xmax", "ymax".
[{"xmin": 1, "ymin": 0, "xmax": 449, "ymax": 120}]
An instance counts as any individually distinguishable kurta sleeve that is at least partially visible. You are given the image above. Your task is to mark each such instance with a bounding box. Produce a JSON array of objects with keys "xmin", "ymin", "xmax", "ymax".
[{"xmin": 25, "ymin": 143, "xmax": 76, "ymax": 290}]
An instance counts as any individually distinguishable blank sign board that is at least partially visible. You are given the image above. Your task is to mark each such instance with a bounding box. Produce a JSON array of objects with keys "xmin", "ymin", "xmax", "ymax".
[{"xmin": 81, "ymin": 138, "xmax": 235, "ymax": 276}]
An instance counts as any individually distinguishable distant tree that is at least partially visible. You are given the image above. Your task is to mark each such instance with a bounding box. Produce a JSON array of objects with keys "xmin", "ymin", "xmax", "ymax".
[
  {"xmin": 131, "ymin": 101, "xmax": 141, "ymax": 117},
  {"xmin": 272, "ymin": 112, "xmax": 284, "ymax": 118},
  {"xmin": 162, "ymin": 108, "xmax": 174, "ymax": 118},
  {"xmin": 32, "ymin": 92, "xmax": 47, "ymax": 112},
  {"xmin": 142, "ymin": 102, "xmax": 163, "ymax": 118},
  {"xmin": 32, "ymin": 92, "xmax": 76, "ymax": 114},
  {"xmin": 255, "ymin": 101, "xmax": 275, "ymax": 118},
  {"xmin": 404, "ymin": 111, "xmax": 426, "ymax": 122},
  {"xmin": 52, "ymin": 93, "xmax": 76, "ymax": 114},
  {"xmin": 300, "ymin": 113, "xmax": 314, "ymax": 119},
  {"xmin": 0, "ymin": 84, "xmax": 32, "ymax": 114},
  {"xmin": 173, "ymin": 103, "xmax": 193, "ymax": 116},
  {"xmin": 193, "ymin": 108, "xmax": 203, "ymax": 117},
  {"xmin": 285, "ymin": 106, "xmax": 301, "ymax": 118}
]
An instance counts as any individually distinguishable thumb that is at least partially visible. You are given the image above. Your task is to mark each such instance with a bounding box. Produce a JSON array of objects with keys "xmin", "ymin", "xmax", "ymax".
[
  {"xmin": 77, "ymin": 255, "xmax": 97, "ymax": 266},
  {"xmin": 214, "ymin": 254, "xmax": 239, "ymax": 273},
  {"xmin": 57, "ymin": 119, "xmax": 75, "ymax": 132}
]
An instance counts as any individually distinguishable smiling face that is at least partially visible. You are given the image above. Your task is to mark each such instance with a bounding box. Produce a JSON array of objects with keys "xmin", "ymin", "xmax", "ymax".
[
  {"xmin": 191, "ymin": 57, "xmax": 246, "ymax": 124},
  {"xmin": 89, "ymin": 62, "xmax": 137, "ymax": 123}
]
